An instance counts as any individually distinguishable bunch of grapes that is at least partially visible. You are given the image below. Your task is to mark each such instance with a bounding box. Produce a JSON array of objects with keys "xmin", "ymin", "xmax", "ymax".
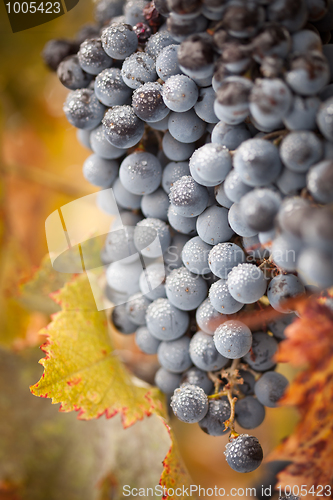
[{"xmin": 43, "ymin": 0, "xmax": 333, "ymax": 474}]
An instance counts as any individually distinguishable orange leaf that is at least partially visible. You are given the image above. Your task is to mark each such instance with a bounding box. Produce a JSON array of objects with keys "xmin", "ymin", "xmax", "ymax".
[{"xmin": 269, "ymin": 299, "xmax": 333, "ymax": 497}]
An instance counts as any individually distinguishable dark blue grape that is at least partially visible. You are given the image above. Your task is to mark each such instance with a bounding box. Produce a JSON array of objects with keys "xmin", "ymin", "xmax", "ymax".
[
  {"xmin": 254, "ymin": 372, "xmax": 289, "ymax": 408},
  {"xmin": 95, "ymin": 68, "xmax": 132, "ymax": 107},
  {"xmin": 63, "ymin": 89, "xmax": 105, "ymax": 129},
  {"xmin": 101, "ymin": 23, "xmax": 138, "ymax": 60},
  {"xmin": 103, "ymin": 105, "xmax": 144, "ymax": 148}
]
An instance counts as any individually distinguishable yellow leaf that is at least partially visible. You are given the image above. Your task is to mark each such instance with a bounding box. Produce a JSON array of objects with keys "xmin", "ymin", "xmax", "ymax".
[{"xmin": 30, "ymin": 274, "xmax": 195, "ymax": 495}]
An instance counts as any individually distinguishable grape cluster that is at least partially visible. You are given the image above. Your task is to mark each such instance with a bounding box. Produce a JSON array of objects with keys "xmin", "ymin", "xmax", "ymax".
[{"xmin": 46, "ymin": 0, "xmax": 333, "ymax": 474}]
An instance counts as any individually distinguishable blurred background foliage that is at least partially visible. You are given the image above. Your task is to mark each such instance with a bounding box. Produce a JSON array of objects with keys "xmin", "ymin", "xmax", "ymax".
[{"xmin": 0, "ymin": 3, "xmax": 299, "ymax": 499}]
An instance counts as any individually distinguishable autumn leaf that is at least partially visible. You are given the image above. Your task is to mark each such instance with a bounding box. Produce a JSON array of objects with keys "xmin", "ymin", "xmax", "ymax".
[
  {"xmin": 30, "ymin": 274, "xmax": 195, "ymax": 498},
  {"xmin": 160, "ymin": 425, "xmax": 194, "ymax": 499},
  {"xmin": 19, "ymin": 255, "xmax": 74, "ymax": 315},
  {"xmin": 269, "ymin": 298, "xmax": 333, "ymax": 496},
  {"xmin": 30, "ymin": 274, "xmax": 164, "ymax": 424}
]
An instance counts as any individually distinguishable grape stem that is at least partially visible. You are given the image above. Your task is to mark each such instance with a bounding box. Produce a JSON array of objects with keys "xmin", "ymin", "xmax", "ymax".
[{"xmin": 208, "ymin": 359, "xmax": 243, "ymax": 433}]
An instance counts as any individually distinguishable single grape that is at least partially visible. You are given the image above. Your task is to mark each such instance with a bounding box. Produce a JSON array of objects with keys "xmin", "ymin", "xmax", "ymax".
[
  {"xmin": 162, "ymin": 132, "xmax": 195, "ymax": 162},
  {"xmin": 228, "ymin": 203, "xmax": 258, "ymax": 238},
  {"xmin": 307, "ymin": 160, "xmax": 333, "ymax": 204},
  {"xmin": 139, "ymin": 262, "xmax": 166, "ymax": 301},
  {"xmin": 209, "ymin": 279, "xmax": 244, "ymax": 315},
  {"xmin": 106, "ymin": 259, "xmax": 142, "ymax": 295},
  {"xmin": 277, "ymin": 197, "xmax": 311, "ymax": 239},
  {"xmin": 283, "ymin": 95, "xmax": 320, "ymax": 131},
  {"xmin": 57, "ymin": 55, "xmax": 93, "ymax": 90},
  {"xmin": 181, "ymin": 236, "xmax": 212, "ymax": 275},
  {"xmin": 121, "ymin": 52, "xmax": 157, "ymax": 89},
  {"xmin": 268, "ymin": 313, "xmax": 296, "ymax": 340},
  {"xmin": 135, "ymin": 326, "xmax": 161, "ymax": 354},
  {"xmin": 141, "ymin": 189, "xmax": 169, "ymax": 222},
  {"xmin": 171, "ymin": 384, "xmax": 209, "ymax": 423},
  {"xmin": 211, "ymin": 121, "xmax": 251, "ymax": 151},
  {"xmin": 77, "ymin": 129, "xmax": 92, "ymax": 150},
  {"xmin": 225, "ymin": 434, "xmax": 263, "ymax": 473},
  {"xmin": 208, "ymin": 243, "xmax": 245, "ymax": 280},
  {"xmin": 124, "ymin": 0, "xmax": 146, "ymax": 25},
  {"xmin": 90, "ymin": 125, "xmax": 127, "ymax": 159},
  {"xmin": 167, "ymin": 205, "xmax": 197, "ymax": 235},
  {"xmin": 147, "ymin": 114, "xmax": 170, "ymax": 131},
  {"xmin": 292, "ymin": 29, "xmax": 322, "ymax": 54},
  {"xmin": 223, "ymin": 1, "xmax": 265, "ymax": 38},
  {"xmin": 42, "ymin": 38, "xmax": 79, "ymax": 72},
  {"xmin": 111, "ymin": 304, "xmax": 136, "ymax": 334},
  {"xmin": 126, "ymin": 293, "xmax": 151, "ymax": 326},
  {"xmin": 271, "ymin": 234, "xmax": 301, "ymax": 272},
  {"xmin": 297, "ymin": 247, "xmax": 333, "ymax": 289},
  {"xmin": 157, "ymin": 335, "xmax": 192, "ymax": 373},
  {"xmin": 119, "ymin": 151, "xmax": 162, "ymax": 195},
  {"xmin": 168, "ymin": 109, "xmax": 206, "ymax": 143},
  {"xmin": 101, "ymin": 22, "xmax": 138, "ymax": 60},
  {"xmin": 197, "ymin": 206, "xmax": 234, "ymax": 245},
  {"xmin": 199, "ymin": 398, "xmax": 231, "ymax": 436},
  {"xmin": 189, "ymin": 143, "xmax": 232, "ymax": 185},
  {"xmin": 181, "ymin": 367, "xmax": 213, "ymax": 394},
  {"xmin": 195, "ymin": 298, "xmax": 224, "ymax": 336},
  {"xmin": 112, "ymin": 177, "xmax": 142, "ymax": 210},
  {"xmin": 267, "ymin": 274, "xmax": 305, "ymax": 313},
  {"xmin": 132, "ymin": 82, "xmax": 169, "ymax": 123},
  {"xmin": 167, "ymin": 14, "xmax": 208, "ymax": 43},
  {"xmin": 239, "ymin": 188, "xmax": 282, "ymax": 233},
  {"xmin": 214, "ymin": 77, "xmax": 253, "ymax": 125},
  {"xmin": 156, "ymin": 44, "xmax": 181, "ymax": 81},
  {"xmin": 233, "ymin": 139, "xmax": 282, "ymax": 187},
  {"xmin": 162, "ymin": 74, "xmax": 198, "ymax": 113},
  {"xmin": 276, "ymin": 167, "xmax": 307, "ymax": 196},
  {"xmin": 249, "ymin": 78, "xmax": 292, "ymax": 129},
  {"xmin": 146, "ymin": 298, "xmax": 189, "ymax": 341},
  {"xmin": 214, "ymin": 320, "xmax": 252, "ymax": 359},
  {"xmin": 78, "ymin": 38, "xmax": 112, "ymax": 75},
  {"xmin": 169, "ymin": 176, "xmax": 208, "ymax": 218},
  {"xmin": 194, "ymin": 86, "xmax": 218, "ymax": 124},
  {"xmin": 145, "ymin": 31, "xmax": 176, "ymax": 60},
  {"xmin": 252, "ymin": 23, "xmax": 291, "ymax": 63},
  {"xmin": 83, "ymin": 154, "xmax": 118, "ymax": 188},
  {"xmin": 286, "ymin": 52, "xmax": 330, "ymax": 96},
  {"xmin": 177, "ymin": 33, "xmax": 215, "ymax": 79},
  {"xmin": 190, "ymin": 330, "xmax": 228, "ymax": 371},
  {"xmin": 155, "ymin": 368, "xmax": 181, "ymax": 394},
  {"xmin": 243, "ymin": 332, "xmax": 278, "ymax": 372},
  {"xmin": 134, "ymin": 218, "xmax": 171, "ymax": 258},
  {"xmin": 166, "ymin": 266, "xmax": 208, "ymax": 311},
  {"xmin": 280, "ymin": 132, "xmax": 323, "ymax": 173},
  {"xmin": 215, "ymin": 183, "xmax": 233, "ymax": 209},
  {"xmin": 223, "ymin": 170, "xmax": 252, "ymax": 204},
  {"xmin": 235, "ymin": 396, "xmax": 265, "ymax": 429},
  {"xmin": 162, "ymin": 161, "xmax": 190, "ymax": 193},
  {"xmin": 103, "ymin": 105, "xmax": 144, "ymax": 149},
  {"xmin": 94, "ymin": 0, "xmax": 123, "ymax": 23},
  {"xmin": 228, "ymin": 263, "xmax": 267, "ymax": 304},
  {"xmin": 95, "ymin": 67, "xmax": 132, "ymax": 107},
  {"xmin": 63, "ymin": 89, "xmax": 105, "ymax": 130},
  {"xmin": 254, "ymin": 372, "xmax": 289, "ymax": 408}
]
